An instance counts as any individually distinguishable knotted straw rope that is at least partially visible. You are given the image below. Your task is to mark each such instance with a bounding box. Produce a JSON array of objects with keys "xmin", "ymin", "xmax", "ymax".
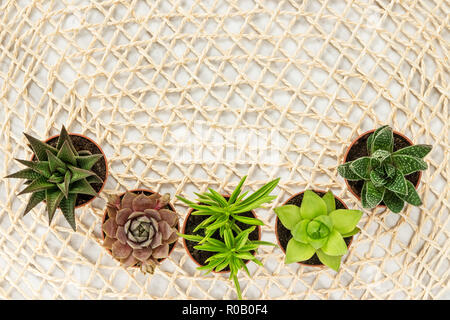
[{"xmin": 0, "ymin": 0, "xmax": 448, "ymax": 299}]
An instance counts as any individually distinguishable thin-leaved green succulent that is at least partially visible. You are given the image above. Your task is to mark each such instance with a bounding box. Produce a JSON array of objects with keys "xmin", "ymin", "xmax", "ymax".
[
  {"xmin": 180, "ymin": 228, "xmax": 275, "ymax": 300},
  {"xmin": 176, "ymin": 175, "xmax": 279, "ymax": 243},
  {"xmin": 338, "ymin": 125, "xmax": 431, "ymax": 213},
  {"xmin": 6, "ymin": 126, "xmax": 104, "ymax": 230},
  {"xmin": 275, "ymin": 190, "xmax": 362, "ymax": 271},
  {"xmin": 177, "ymin": 176, "xmax": 279, "ymax": 299}
]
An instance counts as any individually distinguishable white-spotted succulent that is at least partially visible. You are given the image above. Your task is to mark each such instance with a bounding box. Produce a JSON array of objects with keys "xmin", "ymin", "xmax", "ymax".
[
  {"xmin": 6, "ymin": 126, "xmax": 104, "ymax": 230},
  {"xmin": 102, "ymin": 191, "xmax": 179, "ymax": 274},
  {"xmin": 275, "ymin": 190, "xmax": 362, "ymax": 271},
  {"xmin": 338, "ymin": 125, "xmax": 432, "ymax": 213}
]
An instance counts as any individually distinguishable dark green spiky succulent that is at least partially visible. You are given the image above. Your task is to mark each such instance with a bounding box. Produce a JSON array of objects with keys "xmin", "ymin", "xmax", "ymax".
[
  {"xmin": 338, "ymin": 125, "xmax": 432, "ymax": 213},
  {"xmin": 6, "ymin": 126, "xmax": 104, "ymax": 230}
]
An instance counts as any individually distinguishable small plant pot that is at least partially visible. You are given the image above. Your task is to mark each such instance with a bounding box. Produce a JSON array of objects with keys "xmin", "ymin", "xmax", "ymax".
[
  {"xmin": 275, "ymin": 190, "xmax": 353, "ymax": 268},
  {"xmin": 101, "ymin": 189, "xmax": 179, "ymax": 267},
  {"xmin": 31, "ymin": 133, "xmax": 108, "ymax": 208},
  {"xmin": 342, "ymin": 129, "xmax": 421, "ymax": 207},
  {"xmin": 181, "ymin": 195, "xmax": 261, "ymax": 274}
]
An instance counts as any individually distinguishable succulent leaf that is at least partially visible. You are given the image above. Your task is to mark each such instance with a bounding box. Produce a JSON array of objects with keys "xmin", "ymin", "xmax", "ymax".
[
  {"xmin": 383, "ymin": 190, "xmax": 404, "ymax": 213},
  {"xmin": 76, "ymin": 154, "xmax": 103, "ymax": 170},
  {"xmin": 385, "ymin": 169, "xmax": 408, "ymax": 195},
  {"xmin": 24, "ymin": 191, "xmax": 46, "ymax": 216},
  {"xmin": 370, "ymin": 169, "xmax": 387, "ymax": 187},
  {"xmin": 329, "ymin": 209, "xmax": 362, "ymax": 234},
  {"xmin": 370, "ymin": 126, "xmax": 393, "ymax": 154},
  {"xmin": 228, "ymin": 176, "xmax": 246, "ymax": 204},
  {"xmin": 236, "ymin": 177, "xmax": 280, "ymax": 208},
  {"xmin": 86, "ymin": 175, "xmax": 104, "ymax": 184},
  {"xmin": 300, "ymin": 190, "xmax": 327, "ymax": 220},
  {"xmin": 393, "ymin": 144, "xmax": 432, "ymax": 158},
  {"xmin": 349, "ymin": 157, "xmax": 371, "ymax": 180},
  {"xmin": 322, "ymin": 191, "xmax": 335, "ymax": 214},
  {"xmin": 285, "ymin": 239, "xmax": 315, "ymax": 264},
  {"xmin": 291, "ymin": 220, "xmax": 309, "ymax": 243},
  {"xmin": 56, "ymin": 171, "xmax": 71, "ymax": 198},
  {"xmin": 57, "ymin": 141, "xmax": 77, "ymax": 166},
  {"xmin": 232, "ymin": 215, "xmax": 264, "ymax": 226},
  {"xmin": 341, "ymin": 227, "xmax": 361, "ymax": 238},
  {"xmin": 68, "ymin": 179, "xmax": 97, "ymax": 196},
  {"xmin": 392, "ymin": 154, "xmax": 428, "ymax": 175},
  {"xmin": 314, "ymin": 215, "xmax": 334, "ymax": 233},
  {"xmin": 308, "ymin": 236, "xmax": 329, "ymax": 250},
  {"xmin": 46, "ymin": 188, "xmax": 65, "ymax": 224},
  {"xmin": 48, "ymin": 173, "xmax": 64, "ymax": 184},
  {"xmin": 371, "ymin": 149, "xmax": 390, "ymax": 162},
  {"xmin": 337, "ymin": 162, "xmax": 361, "ymax": 181},
  {"xmin": 68, "ymin": 165, "xmax": 97, "ymax": 183},
  {"xmin": 364, "ymin": 180, "xmax": 385, "ymax": 208},
  {"xmin": 360, "ymin": 181, "xmax": 370, "ymax": 208},
  {"xmin": 321, "ymin": 229, "xmax": 348, "ymax": 256},
  {"xmin": 15, "ymin": 159, "xmax": 51, "ymax": 178},
  {"xmin": 18, "ymin": 177, "xmax": 55, "ymax": 195},
  {"xmin": 77, "ymin": 150, "xmax": 92, "ymax": 156},
  {"xmin": 46, "ymin": 150, "xmax": 66, "ymax": 172},
  {"xmin": 385, "ymin": 163, "xmax": 396, "ymax": 178},
  {"xmin": 367, "ymin": 125, "xmax": 389, "ymax": 154},
  {"xmin": 5, "ymin": 168, "xmax": 41, "ymax": 180},
  {"xmin": 397, "ymin": 180, "xmax": 422, "ymax": 206},
  {"xmin": 274, "ymin": 204, "xmax": 301, "ymax": 230},
  {"xmin": 306, "ymin": 219, "xmax": 330, "ymax": 240},
  {"xmin": 56, "ymin": 126, "xmax": 77, "ymax": 154},
  {"xmin": 24, "ymin": 133, "xmax": 58, "ymax": 161},
  {"xmin": 316, "ymin": 249, "xmax": 341, "ymax": 271}
]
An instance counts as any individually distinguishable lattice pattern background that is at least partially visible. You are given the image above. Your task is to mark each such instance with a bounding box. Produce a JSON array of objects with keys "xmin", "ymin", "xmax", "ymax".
[{"xmin": 0, "ymin": 0, "xmax": 448, "ymax": 299}]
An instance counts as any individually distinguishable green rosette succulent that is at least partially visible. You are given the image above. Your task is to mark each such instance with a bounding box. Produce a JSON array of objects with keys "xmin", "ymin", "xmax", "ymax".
[
  {"xmin": 6, "ymin": 126, "xmax": 104, "ymax": 230},
  {"xmin": 275, "ymin": 190, "xmax": 362, "ymax": 271},
  {"xmin": 338, "ymin": 125, "xmax": 432, "ymax": 213}
]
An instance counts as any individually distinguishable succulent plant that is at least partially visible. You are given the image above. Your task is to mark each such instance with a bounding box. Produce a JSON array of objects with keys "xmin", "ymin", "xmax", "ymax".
[
  {"xmin": 102, "ymin": 191, "xmax": 179, "ymax": 274},
  {"xmin": 6, "ymin": 126, "xmax": 104, "ymax": 230},
  {"xmin": 181, "ymin": 227, "xmax": 275, "ymax": 300},
  {"xmin": 177, "ymin": 176, "xmax": 279, "ymax": 299},
  {"xmin": 275, "ymin": 190, "xmax": 362, "ymax": 271},
  {"xmin": 338, "ymin": 125, "xmax": 432, "ymax": 213},
  {"xmin": 176, "ymin": 175, "xmax": 279, "ymax": 242}
]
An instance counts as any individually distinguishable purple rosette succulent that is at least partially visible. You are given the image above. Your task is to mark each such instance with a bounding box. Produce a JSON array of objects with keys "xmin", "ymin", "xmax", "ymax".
[{"xmin": 102, "ymin": 191, "xmax": 179, "ymax": 274}]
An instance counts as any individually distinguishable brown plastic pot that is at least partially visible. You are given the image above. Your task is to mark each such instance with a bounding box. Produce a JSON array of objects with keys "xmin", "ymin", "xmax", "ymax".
[
  {"xmin": 275, "ymin": 189, "xmax": 353, "ymax": 268},
  {"xmin": 31, "ymin": 133, "xmax": 108, "ymax": 209},
  {"xmin": 181, "ymin": 195, "xmax": 262, "ymax": 274},
  {"xmin": 101, "ymin": 188, "xmax": 179, "ymax": 267},
  {"xmin": 342, "ymin": 129, "xmax": 422, "ymax": 208}
]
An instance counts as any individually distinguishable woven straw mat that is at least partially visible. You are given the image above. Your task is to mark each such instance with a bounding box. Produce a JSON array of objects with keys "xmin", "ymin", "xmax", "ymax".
[{"xmin": 0, "ymin": 0, "xmax": 448, "ymax": 300}]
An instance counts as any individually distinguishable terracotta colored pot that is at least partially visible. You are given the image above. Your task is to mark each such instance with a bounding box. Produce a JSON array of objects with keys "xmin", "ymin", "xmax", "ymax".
[
  {"xmin": 275, "ymin": 189, "xmax": 353, "ymax": 268},
  {"xmin": 101, "ymin": 189, "xmax": 179, "ymax": 267},
  {"xmin": 342, "ymin": 129, "xmax": 422, "ymax": 208},
  {"xmin": 181, "ymin": 195, "xmax": 262, "ymax": 274},
  {"xmin": 31, "ymin": 133, "xmax": 108, "ymax": 209}
]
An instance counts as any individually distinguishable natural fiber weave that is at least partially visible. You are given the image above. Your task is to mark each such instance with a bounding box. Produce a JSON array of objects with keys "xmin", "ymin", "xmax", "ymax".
[{"xmin": 0, "ymin": 0, "xmax": 448, "ymax": 299}]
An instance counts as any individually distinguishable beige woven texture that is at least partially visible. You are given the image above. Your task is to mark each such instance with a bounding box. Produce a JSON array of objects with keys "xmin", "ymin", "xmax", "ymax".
[{"xmin": 0, "ymin": 0, "xmax": 448, "ymax": 299}]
